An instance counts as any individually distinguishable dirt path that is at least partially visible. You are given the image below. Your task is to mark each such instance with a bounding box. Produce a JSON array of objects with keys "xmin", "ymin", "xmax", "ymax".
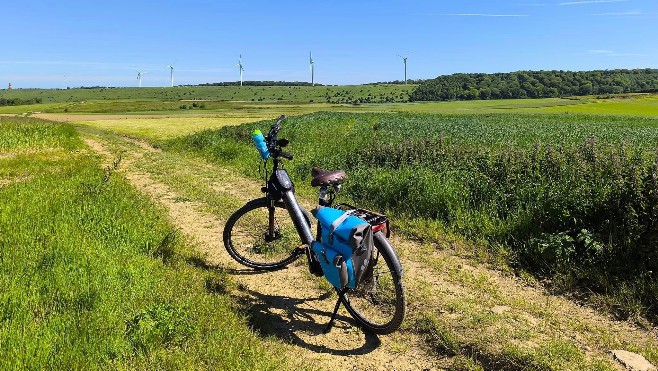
[
  {"xmin": 80, "ymin": 131, "xmax": 658, "ymax": 371},
  {"xmin": 82, "ymin": 134, "xmax": 441, "ymax": 370}
]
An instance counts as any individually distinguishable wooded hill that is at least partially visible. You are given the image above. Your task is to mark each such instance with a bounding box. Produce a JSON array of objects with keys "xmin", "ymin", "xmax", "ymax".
[
  {"xmin": 409, "ymin": 68, "xmax": 658, "ymax": 101},
  {"xmin": 197, "ymin": 81, "xmax": 321, "ymax": 87}
]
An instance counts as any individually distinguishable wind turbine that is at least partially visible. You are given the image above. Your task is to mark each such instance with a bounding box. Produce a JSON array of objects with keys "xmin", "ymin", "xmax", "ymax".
[
  {"xmin": 236, "ymin": 55, "xmax": 244, "ymax": 86},
  {"xmin": 309, "ymin": 51, "xmax": 315, "ymax": 86},
  {"xmin": 166, "ymin": 64, "xmax": 174, "ymax": 87},
  {"xmin": 136, "ymin": 69, "xmax": 146, "ymax": 87},
  {"xmin": 397, "ymin": 54, "xmax": 408, "ymax": 84}
]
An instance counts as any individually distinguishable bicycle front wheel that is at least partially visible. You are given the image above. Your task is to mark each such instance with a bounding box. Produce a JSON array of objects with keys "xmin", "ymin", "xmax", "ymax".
[
  {"xmin": 223, "ymin": 198, "xmax": 307, "ymax": 270},
  {"xmin": 342, "ymin": 232, "xmax": 406, "ymax": 334}
]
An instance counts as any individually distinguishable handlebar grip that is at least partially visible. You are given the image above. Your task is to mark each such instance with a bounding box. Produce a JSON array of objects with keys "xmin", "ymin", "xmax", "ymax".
[{"xmin": 280, "ymin": 151, "xmax": 293, "ymax": 160}]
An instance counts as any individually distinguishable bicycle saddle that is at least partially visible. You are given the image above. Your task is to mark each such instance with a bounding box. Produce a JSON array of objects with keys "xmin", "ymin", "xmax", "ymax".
[{"xmin": 311, "ymin": 167, "xmax": 346, "ymax": 187}]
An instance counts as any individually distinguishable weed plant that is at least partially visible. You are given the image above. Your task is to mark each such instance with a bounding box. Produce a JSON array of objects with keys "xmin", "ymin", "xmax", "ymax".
[
  {"xmin": 0, "ymin": 117, "xmax": 285, "ymax": 369},
  {"xmin": 166, "ymin": 112, "xmax": 658, "ymax": 321}
]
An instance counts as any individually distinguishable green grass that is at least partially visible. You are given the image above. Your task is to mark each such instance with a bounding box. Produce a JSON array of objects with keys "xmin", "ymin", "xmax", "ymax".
[
  {"xmin": 542, "ymin": 94, "xmax": 658, "ymax": 116},
  {"xmin": 0, "ymin": 117, "xmax": 80, "ymax": 151},
  {"xmin": 0, "ymin": 117, "xmax": 287, "ymax": 369},
  {"xmin": 414, "ymin": 312, "xmax": 615, "ymax": 370}
]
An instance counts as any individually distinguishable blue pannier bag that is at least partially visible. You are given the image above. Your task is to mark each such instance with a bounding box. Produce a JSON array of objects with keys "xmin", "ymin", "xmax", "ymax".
[{"xmin": 311, "ymin": 206, "xmax": 374, "ymax": 290}]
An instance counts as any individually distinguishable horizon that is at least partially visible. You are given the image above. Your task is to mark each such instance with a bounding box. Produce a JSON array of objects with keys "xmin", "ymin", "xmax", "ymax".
[
  {"xmin": 2, "ymin": 0, "xmax": 657, "ymax": 89},
  {"xmin": 4, "ymin": 66, "xmax": 658, "ymax": 91}
]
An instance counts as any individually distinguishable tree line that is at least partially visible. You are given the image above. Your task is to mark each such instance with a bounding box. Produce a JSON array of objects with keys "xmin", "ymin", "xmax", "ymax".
[
  {"xmin": 0, "ymin": 97, "xmax": 42, "ymax": 106},
  {"xmin": 197, "ymin": 81, "xmax": 322, "ymax": 87},
  {"xmin": 366, "ymin": 79, "xmax": 426, "ymax": 85},
  {"xmin": 409, "ymin": 68, "xmax": 658, "ymax": 101}
]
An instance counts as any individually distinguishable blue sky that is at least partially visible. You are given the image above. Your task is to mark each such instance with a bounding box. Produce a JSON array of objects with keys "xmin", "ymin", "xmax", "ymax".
[{"xmin": 1, "ymin": 0, "xmax": 656, "ymax": 88}]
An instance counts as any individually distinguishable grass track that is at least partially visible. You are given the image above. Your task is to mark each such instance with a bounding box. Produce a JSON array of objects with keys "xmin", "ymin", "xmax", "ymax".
[{"xmin": 76, "ymin": 120, "xmax": 658, "ymax": 370}]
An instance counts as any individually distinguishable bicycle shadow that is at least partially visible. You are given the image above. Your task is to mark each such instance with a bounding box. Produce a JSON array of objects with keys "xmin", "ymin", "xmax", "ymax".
[
  {"xmin": 191, "ymin": 254, "xmax": 383, "ymax": 354},
  {"xmin": 187, "ymin": 255, "xmax": 274, "ymax": 276},
  {"xmin": 234, "ymin": 286, "xmax": 382, "ymax": 356}
]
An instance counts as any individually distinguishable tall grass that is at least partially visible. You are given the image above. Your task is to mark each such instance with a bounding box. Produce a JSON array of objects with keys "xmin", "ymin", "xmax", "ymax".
[
  {"xmin": 0, "ymin": 117, "xmax": 79, "ymax": 151},
  {"xmin": 0, "ymin": 117, "xmax": 285, "ymax": 369},
  {"xmin": 165, "ymin": 112, "xmax": 658, "ymax": 320}
]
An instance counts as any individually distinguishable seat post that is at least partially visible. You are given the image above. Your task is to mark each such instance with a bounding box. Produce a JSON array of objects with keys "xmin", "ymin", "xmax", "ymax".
[{"xmin": 318, "ymin": 186, "xmax": 330, "ymax": 206}]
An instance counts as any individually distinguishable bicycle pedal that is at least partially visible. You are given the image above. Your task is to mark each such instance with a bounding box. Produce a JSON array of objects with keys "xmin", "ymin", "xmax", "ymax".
[{"xmin": 293, "ymin": 245, "xmax": 306, "ymax": 256}]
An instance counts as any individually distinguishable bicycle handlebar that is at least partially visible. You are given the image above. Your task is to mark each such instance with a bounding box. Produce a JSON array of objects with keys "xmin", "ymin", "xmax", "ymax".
[
  {"xmin": 263, "ymin": 115, "xmax": 291, "ymax": 161},
  {"xmin": 271, "ymin": 115, "xmax": 286, "ymax": 129},
  {"xmin": 268, "ymin": 115, "xmax": 285, "ymax": 138},
  {"xmin": 266, "ymin": 115, "xmax": 285, "ymax": 141}
]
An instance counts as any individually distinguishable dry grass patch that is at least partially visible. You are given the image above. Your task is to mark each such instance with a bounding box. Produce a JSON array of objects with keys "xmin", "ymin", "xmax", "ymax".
[{"xmin": 75, "ymin": 117, "xmax": 267, "ymax": 141}]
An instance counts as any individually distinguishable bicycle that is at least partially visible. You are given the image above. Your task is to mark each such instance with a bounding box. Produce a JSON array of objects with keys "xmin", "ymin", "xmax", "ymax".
[{"xmin": 223, "ymin": 115, "xmax": 406, "ymax": 334}]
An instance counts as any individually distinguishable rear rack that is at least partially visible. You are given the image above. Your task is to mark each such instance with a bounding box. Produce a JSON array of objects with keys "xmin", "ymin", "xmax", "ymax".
[{"xmin": 334, "ymin": 203, "xmax": 390, "ymax": 238}]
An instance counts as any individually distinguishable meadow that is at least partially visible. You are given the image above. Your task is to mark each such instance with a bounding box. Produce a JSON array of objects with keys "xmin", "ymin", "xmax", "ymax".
[
  {"xmin": 0, "ymin": 84, "xmax": 415, "ymax": 108},
  {"xmin": 0, "ymin": 116, "xmax": 287, "ymax": 369},
  {"xmin": 164, "ymin": 111, "xmax": 658, "ymax": 321},
  {"xmin": 8, "ymin": 88, "xmax": 657, "ymax": 320},
  {"xmin": 3, "ymin": 89, "xmax": 658, "ymax": 369},
  {"xmin": 4, "ymin": 86, "xmax": 658, "ymax": 119}
]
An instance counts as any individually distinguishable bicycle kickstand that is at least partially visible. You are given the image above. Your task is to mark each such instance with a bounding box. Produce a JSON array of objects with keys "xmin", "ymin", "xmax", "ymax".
[{"xmin": 323, "ymin": 288, "xmax": 348, "ymax": 334}]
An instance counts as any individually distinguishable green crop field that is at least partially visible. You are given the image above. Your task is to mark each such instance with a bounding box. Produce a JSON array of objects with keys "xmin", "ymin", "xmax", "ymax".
[{"xmin": 165, "ymin": 110, "xmax": 658, "ymax": 321}]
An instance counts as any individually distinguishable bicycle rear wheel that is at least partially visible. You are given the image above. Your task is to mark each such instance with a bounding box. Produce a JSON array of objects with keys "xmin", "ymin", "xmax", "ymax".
[
  {"xmin": 341, "ymin": 232, "xmax": 406, "ymax": 334},
  {"xmin": 223, "ymin": 198, "xmax": 308, "ymax": 270}
]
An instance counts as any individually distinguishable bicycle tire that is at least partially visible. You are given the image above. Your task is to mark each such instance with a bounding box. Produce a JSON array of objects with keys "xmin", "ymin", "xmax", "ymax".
[
  {"xmin": 223, "ymin": 198, "xmax": 310, "ymax": 270},
  {"xmin": 341, "ymin": 232, "xmax": 406, "ymax": 334}
]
